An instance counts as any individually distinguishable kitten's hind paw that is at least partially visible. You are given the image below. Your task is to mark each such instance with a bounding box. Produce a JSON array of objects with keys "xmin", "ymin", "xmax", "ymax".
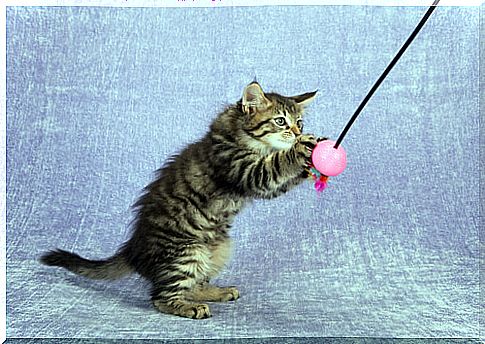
[
  {"xmin": 187, "ymin": 303, "xmax": 212, "ymax": 319},
  {"xmin": 153, "ymin": 300, "xmax": 212, "ymax": 319},
  {"xmin": 219, "ymin": 286, "xmax": 240, "ymax": 302},
  {"xmin": 186, "ymin": 284, "xmax": 240, "ymax": 302}
]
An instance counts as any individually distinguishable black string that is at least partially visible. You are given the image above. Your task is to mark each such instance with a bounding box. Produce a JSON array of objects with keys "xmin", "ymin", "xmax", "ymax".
[{"xmin": 334, "ymin": 0, "xmax": 440, "ymax": 149}]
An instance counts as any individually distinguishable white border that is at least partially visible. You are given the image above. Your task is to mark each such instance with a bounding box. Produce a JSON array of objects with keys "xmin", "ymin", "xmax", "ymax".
[
  {"xmin": 1, "ymin": 3, "xmax": 6, "ymax": 343},
  {"xmin": 0, "ymin": 0, "xmax": 7, "ymax": 343},
  {"xmin": 3, "ymin": 0, "xmax": 485, "ymax": 7}
]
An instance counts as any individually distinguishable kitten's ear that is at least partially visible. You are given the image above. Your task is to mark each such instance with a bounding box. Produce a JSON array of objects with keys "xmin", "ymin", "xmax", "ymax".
[
  {"xmin": 291, "ymin": 90, "xmax": 318, "ymax": 107},
  {"xmin": 242, "ymin": 82, "xmax": 271, "ymax": 115}
]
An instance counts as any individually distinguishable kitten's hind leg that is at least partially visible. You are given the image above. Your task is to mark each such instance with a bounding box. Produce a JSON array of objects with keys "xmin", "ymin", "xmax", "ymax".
[
  {"xmin": 186, "ymin": 282, "xmax": 240, "ymax": 302},
  {"xmin": 150, "ymin": 275, "xmax": 212, "ymax": 319}
]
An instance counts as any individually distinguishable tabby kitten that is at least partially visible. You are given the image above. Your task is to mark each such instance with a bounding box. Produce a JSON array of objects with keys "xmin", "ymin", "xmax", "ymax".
[{"xmin": 40, "ymin": 81, "xmax": 322, "ymax": 319}]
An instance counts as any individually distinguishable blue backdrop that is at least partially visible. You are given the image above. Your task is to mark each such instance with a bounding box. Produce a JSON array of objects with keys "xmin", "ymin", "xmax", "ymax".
[{"xmin": 6, "ymin": 4, "xmax": 480, "ymax": 340}]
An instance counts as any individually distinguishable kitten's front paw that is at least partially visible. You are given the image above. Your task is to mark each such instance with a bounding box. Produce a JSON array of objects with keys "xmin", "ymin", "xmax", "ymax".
[{"xmin": 293, "ymin": 134, "xmax": 317, "ymax": 165}]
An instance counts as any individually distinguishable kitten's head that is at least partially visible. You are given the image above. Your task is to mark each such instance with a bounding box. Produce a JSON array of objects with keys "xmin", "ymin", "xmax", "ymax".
[{"xmin": 239, "ymin": 82, "xmax": 317, "ymax": 152}]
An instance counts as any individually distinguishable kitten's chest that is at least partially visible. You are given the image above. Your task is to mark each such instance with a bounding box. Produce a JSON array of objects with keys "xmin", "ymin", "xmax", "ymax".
[{"xmin": 206, "ymin": 196, "xmax": 245, "ymax": 223}]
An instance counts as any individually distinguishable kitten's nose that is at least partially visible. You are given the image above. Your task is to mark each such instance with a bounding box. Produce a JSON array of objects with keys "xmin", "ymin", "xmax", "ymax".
[{"xmin": 291, "ymin": 125, "xmax": 301, "ymax": 135}]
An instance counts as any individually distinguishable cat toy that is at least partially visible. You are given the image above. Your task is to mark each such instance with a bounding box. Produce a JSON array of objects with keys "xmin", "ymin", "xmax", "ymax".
[{"xmin": 309, "ymin": 0, "xmax": 440, "ymax": 192}]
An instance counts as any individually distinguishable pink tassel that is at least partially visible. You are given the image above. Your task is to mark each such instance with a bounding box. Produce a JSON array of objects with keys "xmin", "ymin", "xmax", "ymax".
[{"xmin": 314, "ymin": 179, "xmax": 327, "ymax": 192}]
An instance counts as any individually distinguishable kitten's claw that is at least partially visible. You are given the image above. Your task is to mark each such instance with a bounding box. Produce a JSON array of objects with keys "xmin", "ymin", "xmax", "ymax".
[{"xmin": 293, "ymin": 134, "xmax": 318, "ymax": 167}]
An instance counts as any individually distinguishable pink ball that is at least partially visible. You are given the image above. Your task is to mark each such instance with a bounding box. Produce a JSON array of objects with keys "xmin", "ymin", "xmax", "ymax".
[{"xmin": 311, "ymin": 140, "xmax": 347, "ymax": 177}]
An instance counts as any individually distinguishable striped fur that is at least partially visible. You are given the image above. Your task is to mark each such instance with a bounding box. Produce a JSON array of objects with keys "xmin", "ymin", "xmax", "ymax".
[{"xmin": 40, "ymin": 82, "xmax": 321, "ymax": 319}]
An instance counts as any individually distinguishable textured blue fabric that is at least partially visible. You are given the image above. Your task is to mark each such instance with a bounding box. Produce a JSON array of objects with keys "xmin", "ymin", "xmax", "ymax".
[
  {"xmin": 2, "ymin": 339, "xmax": 484, "ymax": 344},
  {"xmin": 6, "ymin": 5, "xmax": 480, "ymax": 340}
]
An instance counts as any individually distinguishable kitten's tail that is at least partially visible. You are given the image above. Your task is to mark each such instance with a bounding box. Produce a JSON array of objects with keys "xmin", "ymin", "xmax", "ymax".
[{"xmin": 40, "ymin": 249, "xmax": 133, "ymax": 280}]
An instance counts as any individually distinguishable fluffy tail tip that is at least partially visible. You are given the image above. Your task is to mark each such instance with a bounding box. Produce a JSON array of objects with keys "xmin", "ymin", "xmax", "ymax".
[{"xmin": 39, "ymin": 249, "xmax": 75, "ymax": 266}]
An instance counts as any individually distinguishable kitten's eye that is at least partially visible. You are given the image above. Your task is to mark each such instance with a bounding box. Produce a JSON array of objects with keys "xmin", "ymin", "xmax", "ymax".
[
  {"xmin": 274, "ymin": 117, "xmax": 286, "ymax": 126},
  {"xmin": 297, "ymin": 119, "xmax": 303, "ymax": 130}
]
